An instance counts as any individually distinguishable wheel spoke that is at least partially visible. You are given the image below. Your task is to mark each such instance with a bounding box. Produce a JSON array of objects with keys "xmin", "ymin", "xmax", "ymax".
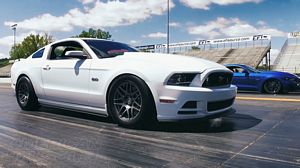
[
  {"xmin": 127, "ymin": 108, "xmax": 131, "ymax": 119},
  {"xmin": 118, "ymin": 106, "xmax": 127, "ymax": 117},
  {"xmin": 131, "ymin": 89, "xmax": 139, "ymax": 97},
  {"xmin": 132, "ymin": 106, "xmax": 141, "ymax": 112},
  {"xmin": 118, "ymin": 86, "xmax": 128, "ymax": 95},
  {"xmin": 20, "ymin": 96, "xmax": 26, "ymax": 102},
  {"xmin": 130, "ymin": 107, "xmax": 135, "ymax": 120},
  {"xmin": 133, "ymin": 100, "xmax": 141, "ymax": 108}
]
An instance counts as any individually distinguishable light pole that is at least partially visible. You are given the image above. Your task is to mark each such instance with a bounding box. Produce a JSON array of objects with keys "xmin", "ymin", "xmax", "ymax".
[
  {"xmin": 167, "ymin": 0, "xmax": 170, "ymax": 54},
  {"xmin": 11, "ymin": 24, "xmax": 17, "ymax": 47}
]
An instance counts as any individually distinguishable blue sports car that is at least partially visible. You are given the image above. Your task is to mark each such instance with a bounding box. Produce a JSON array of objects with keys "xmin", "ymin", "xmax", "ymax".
[{"xmin": 225, "ymin": 64, "xmax": 300, "ymax": 94}]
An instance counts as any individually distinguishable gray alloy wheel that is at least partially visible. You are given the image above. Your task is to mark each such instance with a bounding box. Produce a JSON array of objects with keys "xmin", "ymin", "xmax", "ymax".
[
  {"xmin": 16, "ymin": 76, "xmax": 40, "ymax": 111},
  {"xmin": 113, "ymin": 80, "xmax": 142, "ymax": 122},
  {"xmin": 107, "ymin": 75, "xmax": 157, "ymax": 128},
  {"xmin": 263, "ymin": 79, "xmax": 282, "ymax": 94},
  {"xmin": 17, "ymin": 81, "xmax": 30, "ymax": 105}
]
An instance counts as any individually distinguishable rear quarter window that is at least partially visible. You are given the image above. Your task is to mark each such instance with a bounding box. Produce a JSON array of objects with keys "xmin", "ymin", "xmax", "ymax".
[{"xmin": 32, "ymin": 48, "xmax": 45, "ymax": 58}]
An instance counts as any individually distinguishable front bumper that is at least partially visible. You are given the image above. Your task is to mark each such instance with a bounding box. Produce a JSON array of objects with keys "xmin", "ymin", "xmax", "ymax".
[
  {"xmin": 155, "ymin": 85, "xmax": 237, "ymax": 121},
  {"xmin": 284, "ymin": 79, "xmax": 300, "ymax": 92}
]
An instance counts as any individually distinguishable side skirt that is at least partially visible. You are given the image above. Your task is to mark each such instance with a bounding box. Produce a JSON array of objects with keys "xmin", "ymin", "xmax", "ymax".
[{"xmin": 38, "ymin": 99, "xmax": 108, "ymax": 117}]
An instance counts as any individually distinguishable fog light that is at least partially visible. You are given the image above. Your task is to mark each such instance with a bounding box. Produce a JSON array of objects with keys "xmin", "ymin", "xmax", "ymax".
[{"xmin": 160, "ymin": 99, "xmax": 176, "ymax": 103}]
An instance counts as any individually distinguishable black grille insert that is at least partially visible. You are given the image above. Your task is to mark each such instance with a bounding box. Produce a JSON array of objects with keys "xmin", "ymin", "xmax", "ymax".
[
  {"xmin": 202, "ymin": 72, "xmax": 233, "ymax": 87},
  {"xmin": 178, "ymin": 111, "xmax": 197, "ymax": 115},
  {"xmin": 207, "ymin": 98, "xmax": 235, "ymax": 112},
  {"xmin": 182, "ymin": 101, "xmax": 197, "ymax": 109}
]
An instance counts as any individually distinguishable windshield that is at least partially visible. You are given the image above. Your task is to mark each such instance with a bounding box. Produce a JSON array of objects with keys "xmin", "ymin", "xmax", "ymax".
[
  {"xmin": 244, "ymin": 65, "xmax": 260, "ymax": 73},
  {"xmin": 84, "ymin": 39, "xmax": 138, "ymax": 58}
]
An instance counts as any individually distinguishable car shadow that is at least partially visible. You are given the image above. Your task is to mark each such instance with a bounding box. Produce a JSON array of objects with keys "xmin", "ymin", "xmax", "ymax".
[
  {"xmin": 34, "ymin": 106, "xmax": 113, "ymax": 123},
  {"xmin": 139, "ymin": 113, "xmax": 262, "ymax": 133},
  {"xmin": 29, "ymin": 107, "xmax": 261, "ymax": 134}
]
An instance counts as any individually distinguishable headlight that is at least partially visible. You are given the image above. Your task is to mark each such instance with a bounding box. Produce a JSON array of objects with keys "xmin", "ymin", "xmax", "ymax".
[
  {"xmin": 284, "ymin": 77, "xmax": 297, "ymax": 81},
  {"xmin": 166, "ymin": 73, "xmax": 198, "ymax": 86}
]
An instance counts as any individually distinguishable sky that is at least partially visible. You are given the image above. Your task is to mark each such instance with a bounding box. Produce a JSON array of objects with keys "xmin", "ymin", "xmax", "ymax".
[{"xmin": 0, "ymin": 0, "xmax": 300, "ymax": 62}]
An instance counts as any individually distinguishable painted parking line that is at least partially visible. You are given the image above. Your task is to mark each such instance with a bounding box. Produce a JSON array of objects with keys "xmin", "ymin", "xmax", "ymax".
[{"xmin": 236, "ymin": 96, "xmax": 300, "ymax": 102}]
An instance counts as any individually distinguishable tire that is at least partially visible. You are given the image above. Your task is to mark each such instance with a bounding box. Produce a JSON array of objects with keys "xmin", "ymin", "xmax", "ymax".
[
  {"xmin": 263, "ymin": 79, "xmax": 282, "ymax": 94},
  {"xmin": 16, "ymin": 76, "xmax": 40, "ymax": 111},
  {"xmin": 107, "ymin": 75, "xmax": 157, "ymax": 128}
]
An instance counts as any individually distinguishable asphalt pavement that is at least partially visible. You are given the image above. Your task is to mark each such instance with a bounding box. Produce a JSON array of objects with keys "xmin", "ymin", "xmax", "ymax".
[{"xmin": 0, "ymin": 83, "xmax": 299, "ymax": 168}]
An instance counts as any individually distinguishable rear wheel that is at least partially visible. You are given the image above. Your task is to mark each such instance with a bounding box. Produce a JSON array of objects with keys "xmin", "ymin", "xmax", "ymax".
[
  {"xmin": 16, "ymin": 76, "xmax": 40, "ymax": 111},
  {"xmin": 107, "ymin": 75, "xmax": 156, "ymax": 128},
  {"xmin": 263, "ymin": 79, "xmax": 282, "ymax": 94}
]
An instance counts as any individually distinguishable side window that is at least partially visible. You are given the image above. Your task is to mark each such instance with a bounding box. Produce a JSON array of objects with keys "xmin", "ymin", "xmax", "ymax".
[
  {"xmin": 32, "ymin": 48, "xmax": 45, "ymax": 58},
  {"xmin": 230, "ymin": 67, "xmax": 245, "ymax": 73},
  {"xmin": 50, "ymin": 41, "xmax": 85, "ymax": 60}
]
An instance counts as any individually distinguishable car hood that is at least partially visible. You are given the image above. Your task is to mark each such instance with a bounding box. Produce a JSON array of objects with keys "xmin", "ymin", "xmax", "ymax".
[
  {"xmin": 260, "ymin": 71, "xmax": 298, "ymax": 78},
  {"xmin": 114, "ymin": 52, "xmax": 227, "ymax": 73}
]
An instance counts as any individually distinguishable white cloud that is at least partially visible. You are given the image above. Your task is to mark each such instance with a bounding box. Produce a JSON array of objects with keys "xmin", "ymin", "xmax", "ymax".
[
  {"xmin": 187, "ymin": 17, "xmax": 286, "ymax": 39},
  {"xmin": 143, "ymin": 32, "xmax": 167, "ymax": 39},
  {"xmin": 0, "ymin": 53, "xmax": 6, "ymax": 59},
  {"xmin": 0, "ymin": 36, "xmax": 13, "ymax": 47},
  {"xmin": 257, "ymin": 20, "xmax": 267, "ymax": 26},
  {"xmin": 0, "ymin": 44, "xmax": 10, "ymax": 59},
  {"xmin": 180, "ymin": 0, "xmax": 262, "ymax": 10},
  {"xmin": 79, "ymin": 0, "xmax": 95, "ymax": 5},
  {"xmin": 4, "ymin": 0, "xmax": 175, "ymax": 32},
  {"xmin": 169, "ymin": 22, "xmax": 181, "ymax": 27},
  {"xmin": 5, "ymin": 14, "xmax": 73, "ymax": 32},
  {"xmin": 129, "ymin": 40, "xmax": 139, "ymax": 44}
]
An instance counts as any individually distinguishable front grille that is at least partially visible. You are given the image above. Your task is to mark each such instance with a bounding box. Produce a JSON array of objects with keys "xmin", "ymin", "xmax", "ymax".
[
  {"xmin": 202, "ymin": 72, "xmax": 233, "ymax": 87},
  {"xmin": 207, "ymin": 98, "xmax": 235, "ymax": 112}
]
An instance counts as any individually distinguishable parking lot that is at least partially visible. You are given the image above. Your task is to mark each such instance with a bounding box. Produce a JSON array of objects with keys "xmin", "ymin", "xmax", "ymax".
[{"xmin": 0, "ymin": 83, "xmax": 300, "ymax": 168}]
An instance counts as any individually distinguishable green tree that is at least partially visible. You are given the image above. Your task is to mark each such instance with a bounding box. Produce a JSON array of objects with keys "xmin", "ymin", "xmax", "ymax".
[
  {"xmin": 74, "ymin": 28, "xmax": 112, "ymax": 39},
  {"xmin": 191, "ymin": 46, "xmax": 200, "ymax": 50},
  {"xmin": 0, "ymin": 58, "xmax": 9, "ymax": 68},
  {"xmin": 10, "ymin": 33, "xmax": 53, "ymax": 59}
]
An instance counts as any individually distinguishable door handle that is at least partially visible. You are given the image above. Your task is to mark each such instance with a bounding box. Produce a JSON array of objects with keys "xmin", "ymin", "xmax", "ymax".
[{"xmin": 43, "ymin": 65, "xmax": 51, "ymax": 71}]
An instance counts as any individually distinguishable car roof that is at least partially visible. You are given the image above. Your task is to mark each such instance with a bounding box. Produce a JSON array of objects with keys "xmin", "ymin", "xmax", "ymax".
[
  {"xmin": 46, "ymin": 38, "xmax": 116, "ymax": 47},
  {"xmin": 79, "ymin": 38, "xmax": 112, "ymax": 42},
  {"xmin": 225, "ymin": 64, "xmax": 248, "ymax": 67},
  {"xmin": 55, "ymin": 38, "xmax": 112, "ymax": 43}
]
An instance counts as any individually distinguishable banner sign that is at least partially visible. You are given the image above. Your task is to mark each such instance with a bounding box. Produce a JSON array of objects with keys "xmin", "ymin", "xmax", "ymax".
[
  {"xmin": 206, "ymin": 35, "xmax": 271, "ymax": 45},
  {"xmin": 136, "ymin": 34, "xmax": 271, "ymax": 49},
  {"xmin": 155, "ymin": 41, "xmax": 199, "ymax": 49},
  {"xmin": 135, "ymin": 45, "xmax": 155, "ymax": 50},
  {"xmin": 253, "ymin": 34, "xmax": 271, "ymax": 41},
  {"xmin": 288, "ymin": 32, "xmax": 300, "ymax": 38}
]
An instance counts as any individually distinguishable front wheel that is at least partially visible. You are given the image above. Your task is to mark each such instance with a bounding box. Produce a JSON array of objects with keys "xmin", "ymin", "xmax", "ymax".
[
  {"xmin": 16, "ymin": 76, "xmax": 40, "ymax": 111},
  {"xmin": 107, "ymin": 75, "xmax": 156, "ymax": 128},
  {"xmin": 263, "ymin": 79, "xmax": 282, "ymax": 94}
]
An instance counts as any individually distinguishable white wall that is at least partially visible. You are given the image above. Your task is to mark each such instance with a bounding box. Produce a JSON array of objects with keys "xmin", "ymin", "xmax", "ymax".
[{"xmin": 0, "ymin": 78, "xmax": 11, "ymax": 83}]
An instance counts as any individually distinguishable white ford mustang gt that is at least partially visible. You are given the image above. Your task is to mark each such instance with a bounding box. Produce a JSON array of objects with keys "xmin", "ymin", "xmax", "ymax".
[{"xmin": 11, "ymin": 38, "xmax": 237, "ymax": 127}]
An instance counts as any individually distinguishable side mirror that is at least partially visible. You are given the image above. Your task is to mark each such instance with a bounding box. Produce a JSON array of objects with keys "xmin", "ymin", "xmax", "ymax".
[
  {"xmin": 242, "ymin": 70, "xmax": 249, "ymax": 76},
  {"xmin": 65, "ymin": 51, "xmax": 88, "ymax": 59}
]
